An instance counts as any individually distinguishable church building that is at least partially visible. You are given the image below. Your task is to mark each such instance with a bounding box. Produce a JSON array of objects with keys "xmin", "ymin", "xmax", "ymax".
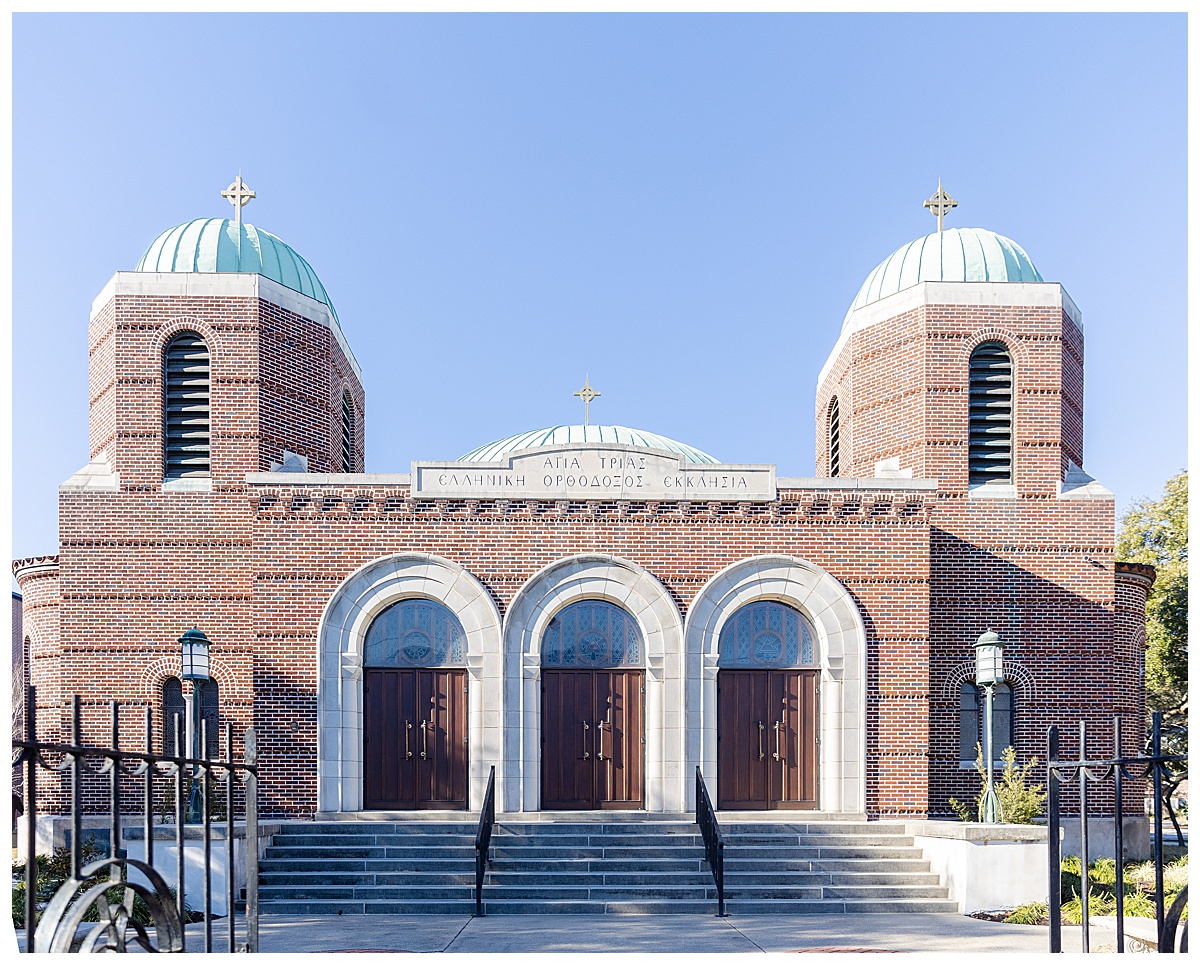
[{"xmin": 15, "ymin": 180, "xmax": 1152, "ymax": 821}]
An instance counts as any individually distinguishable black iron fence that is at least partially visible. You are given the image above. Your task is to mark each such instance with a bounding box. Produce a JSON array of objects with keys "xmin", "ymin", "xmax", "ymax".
[
  {"xmin": 12, "ymin": 686, "xmax": 259, "ymax": 953},
  {"xmin": 1047, "ymin": 713, "xmax": 1187, "ymax": 954},
  {"xmin": 694, "ymin": 766, "xmax": 726, "ymax": 916},
  {"xmin": 474, "ymin": 765, "xmax": 496, "ymax": 916}
]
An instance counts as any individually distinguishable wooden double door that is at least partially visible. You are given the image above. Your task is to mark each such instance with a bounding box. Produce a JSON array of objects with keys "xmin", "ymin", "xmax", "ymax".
[
  {"xmin": 363, "ymin": 668, "xmax": 468, "ymax": 810},
  {"xmin": 542, "ymin": 670, "xmax": 644, "ymax": 810},
  {"xmin": 717, "ymin": 670, "xmax": 818, "ymax": 810}
]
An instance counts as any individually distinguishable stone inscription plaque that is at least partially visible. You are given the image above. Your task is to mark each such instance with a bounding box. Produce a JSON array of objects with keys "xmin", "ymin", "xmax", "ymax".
[{"xmin": 413, "ymin": 444, "xmax": 776, "ymax": 501}]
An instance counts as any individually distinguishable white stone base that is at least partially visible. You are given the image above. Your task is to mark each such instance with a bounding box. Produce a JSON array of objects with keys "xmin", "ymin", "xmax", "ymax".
[
  {"xmin": 1057, "ymin": 817, "xmax": 1152, "ymax": 860},
  {"xmin": 905, "ymin": 821, "xmax": 1048, "ymax": 914},
  {"xmin": 16, "ymin": 818, "xmax": 276, "ymax": 919}
]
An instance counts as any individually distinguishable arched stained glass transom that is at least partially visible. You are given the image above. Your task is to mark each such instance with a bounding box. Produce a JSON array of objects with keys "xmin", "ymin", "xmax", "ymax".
[
  {"xmin": 718, "ymin": 601, "xmax": 817, "ymax": 668},
  {"xmin": 542, "ymin": 600, "xmax": 643, "ymax": 668},
  {"xmin": 364, "ymin": 599, "xmax": 467, "ymax": 667}
]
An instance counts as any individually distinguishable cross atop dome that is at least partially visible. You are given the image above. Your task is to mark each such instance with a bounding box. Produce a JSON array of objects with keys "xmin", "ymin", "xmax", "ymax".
[
  {"xmin": 574, "ymin": 377, "xmax": 601, "ymax": 425},
  {"xmin": 221, "ymin": 176, "xmax": 256, "ymax": 226},
  {"xmin": 923, "ymin": 180, "xmax": 957, "ymax": 233}
]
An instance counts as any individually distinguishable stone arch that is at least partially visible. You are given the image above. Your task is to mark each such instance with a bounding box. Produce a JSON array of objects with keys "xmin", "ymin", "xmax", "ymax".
[
  {"xmin": 685, "ymin": 554, "xmax": 867, "ymax": 813},
  {"xmin": 503, "ymin": 555, "xmax": 684, "ymax": 812},
  {"xmin": 316, "ymin": 553, "xmax": 502, "ymax": 813}
]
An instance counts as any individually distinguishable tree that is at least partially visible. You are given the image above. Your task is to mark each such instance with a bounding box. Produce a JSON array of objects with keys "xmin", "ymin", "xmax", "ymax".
[{"xmin": 1116, "ymin": 471, "xmax": 1188, "ymax": 747}]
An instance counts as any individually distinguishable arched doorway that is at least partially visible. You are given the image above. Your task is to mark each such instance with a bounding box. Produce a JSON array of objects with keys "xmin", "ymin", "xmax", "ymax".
[
  {"xmin": 541, "ymin": 600, "xmax": 644, "ymax": 810},
  {"xmin": 717, "ymin": 600, "xmax": 819, "ymax": 809},
  {"xmin": 362, "ymin": 598, "xmax": 469, "ymax": 809}
]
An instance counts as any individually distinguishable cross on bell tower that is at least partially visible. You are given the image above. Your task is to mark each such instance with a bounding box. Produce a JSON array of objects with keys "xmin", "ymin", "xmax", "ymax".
[
  {"xmin": 923, "ymin": 180, "xmax": 958, "ymax": 233},
  {"xmin": 221, "ymin": 176, "xmax": 256, "ymax": 226}
]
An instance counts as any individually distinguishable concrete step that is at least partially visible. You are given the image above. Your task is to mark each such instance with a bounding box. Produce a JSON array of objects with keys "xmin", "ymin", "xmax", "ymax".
[
  {"xmin": 272, "ymin": 833, "xmax": 477, "ymax": 849},
  {"xmin": 723, "ymin": 898, "xmax": 961, "ymax": 915},
  {"xmin": 255, "ymin": 818, "xmax": 950, "ymax": 917}
]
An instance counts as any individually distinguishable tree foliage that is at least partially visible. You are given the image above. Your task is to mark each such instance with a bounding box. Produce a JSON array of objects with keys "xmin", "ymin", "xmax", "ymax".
[{"xmin": 1116, "ymin": 471, "xmax": 1188, "ymax": 740}]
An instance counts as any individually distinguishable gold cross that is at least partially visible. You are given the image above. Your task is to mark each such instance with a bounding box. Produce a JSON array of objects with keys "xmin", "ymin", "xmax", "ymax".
[
  {"xmin": 574, "ymin": 377, "xmax": 601, "ymax": 426},
  {"xmin": 222, "ymin": 176, "xmax": 256, "ymax": 226},
  {"xmin": 923, "ymin": 180, "xmax": 957, "ymax": 233}
]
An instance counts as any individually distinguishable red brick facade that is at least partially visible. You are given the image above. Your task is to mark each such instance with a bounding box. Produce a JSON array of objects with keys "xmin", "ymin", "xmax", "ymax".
[{"xmin": 15, "ymin": 270, "xmax": 1150, "ymax": 821}]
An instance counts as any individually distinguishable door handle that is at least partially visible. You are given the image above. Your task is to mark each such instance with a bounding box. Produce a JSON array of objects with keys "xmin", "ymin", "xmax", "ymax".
[
  {"xmin": 596, "ymin": 721, "xmax": 605, "ymax": 761},
  {"xmin": 757, "ymin": 721, "xmax": 765, "ymax": 761},
  {"xmin": 405, "ymin": 719, "xmax": 413, "ymax": 760},
  {"xmin": 421, "ymin": 719, "xmax": 428, "ymax": 760},
  {"xmin": 773, "ymin": 720, "xmax": 781, "ymax": 761},
  {"xmin": 582, "ymin": 720, "xmax": 590, "ymax": 760}
]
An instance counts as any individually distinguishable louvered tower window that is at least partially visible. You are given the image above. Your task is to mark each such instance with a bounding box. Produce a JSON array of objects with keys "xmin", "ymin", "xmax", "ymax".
[
  {"xmin": 341, "ymin": 390, "xmax": 355, "ymax": 473},
  {"xmin": 164, "ymin": 333, "xmax": 211, "ymax": 479},
  {"xmin": 968, "ymin": 342, "xmax": 1013, "ymax": 485},
  {"xmin": 828, "ymin": 397, "xmax": 841, "ymax": 477}
]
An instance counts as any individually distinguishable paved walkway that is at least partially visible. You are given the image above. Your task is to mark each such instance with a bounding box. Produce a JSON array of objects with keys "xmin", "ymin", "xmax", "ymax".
[{"xmin": 13, "ymin": 913, "xmax": 1094, "ymax": 954}]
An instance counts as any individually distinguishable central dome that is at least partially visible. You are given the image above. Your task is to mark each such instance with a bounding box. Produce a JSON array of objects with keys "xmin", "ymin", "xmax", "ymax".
[
  {"xmin": 843, "ymin": 227, "xmax": 1042, "ymax": 330},
  {"xmin": 461, "ymin": 425, "xmax": 718, "ymax": 464},
  {"xmin": 135, "ymin": 218, "xmax": 339, "ymax": 324}
]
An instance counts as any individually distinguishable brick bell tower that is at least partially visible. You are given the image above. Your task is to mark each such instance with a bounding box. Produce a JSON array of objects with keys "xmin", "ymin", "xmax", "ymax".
[
  {"xmin": 15, "ymin": 180, "xmax": 366, "ymax": 752},
  {"xmin": 815, "ymin": 184, "xmax": 1081, "ymax": 497},
  {"xmin": 84, "ymin": 177, "xmax": 364, "ymax": 492},
  {"xmin": 812, "ymin": 185, "xmax": 1143, "ymax": 820}
]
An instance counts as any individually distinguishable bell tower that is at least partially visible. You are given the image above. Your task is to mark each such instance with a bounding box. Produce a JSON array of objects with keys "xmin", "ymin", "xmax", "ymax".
[{"xmin": 84, "ymin": 180, "xmax": 364, "ymax": 491}]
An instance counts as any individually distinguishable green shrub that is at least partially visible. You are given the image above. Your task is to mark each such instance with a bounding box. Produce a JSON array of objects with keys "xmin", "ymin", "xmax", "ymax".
[
  {"xmin": 949, "ymin": 744, "xmax": 1046, "ymax": 824},
  {"xmin": 1005, "ymin": 901, "xmax": 1048, "ymax": 924},
  {"xmin": 12, "ymin": 841, "xmax": 185, "ymax": 930}
]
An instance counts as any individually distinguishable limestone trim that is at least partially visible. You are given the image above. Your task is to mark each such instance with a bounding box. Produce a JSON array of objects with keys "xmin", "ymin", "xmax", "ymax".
[
  {"xmin": 94, "ymin": 272, "xmax": 361, "ymax": 380},
  {"xmin": 503, "ymin": 555, "xmax": 684, "ymax": 813},
  {"xmin": 684, "ymin": 555, "xmax": 867, "ymax": 813},
  {"xmin": 316, "ymin": 553, "xmax": 502, "ymax": 814},
  {"xmin": 817, "ymin": 281, "xmax": 1081, "ymax": 387}
]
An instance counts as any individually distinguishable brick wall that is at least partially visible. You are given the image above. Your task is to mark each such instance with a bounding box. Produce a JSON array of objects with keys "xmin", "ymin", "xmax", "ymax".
[
  {"xmin": 19, "ymin": 280, "xmax": 1144, "ymax": 821},
  {"xmin": 88, "ymin": 293, "xmax": 364, "ymax": 486}
]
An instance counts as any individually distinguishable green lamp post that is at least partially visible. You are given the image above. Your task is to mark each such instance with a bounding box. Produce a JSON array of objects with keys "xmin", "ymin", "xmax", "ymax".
[
  {"xmin": 179, "ymin": 627, "xmax": 211, "ymax": 824},
  {"xmin": 974, "ymin": 629, "xmax": 1005, "ymax": 824}
]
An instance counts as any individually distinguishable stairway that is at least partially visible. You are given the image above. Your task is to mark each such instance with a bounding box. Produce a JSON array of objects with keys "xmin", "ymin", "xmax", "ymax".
[{"xmin": 255, "ymin": 819, "xmax": 957, "ymax": 915}]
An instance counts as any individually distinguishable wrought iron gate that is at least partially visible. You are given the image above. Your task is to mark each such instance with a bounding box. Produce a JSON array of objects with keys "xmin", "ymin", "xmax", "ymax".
[
  {"xmin": 12, "ymin": 686, "xmax": 259, "ymax": 953},
  {"xmin": 1047, "ymin": 712, "xmax": 1187, "ymax": 953}
]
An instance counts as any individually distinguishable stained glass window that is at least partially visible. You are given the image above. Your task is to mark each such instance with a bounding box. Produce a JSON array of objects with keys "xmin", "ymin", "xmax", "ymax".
[
  {"xmin": 364, "ymin": 599, "xmax": 467, "ymax": 667},
  {"xmin": 717, "ymin": 601, "xmax": 817, "ymax": 668},
  {"xmin": 541, "ymin": 600, "xmax": 643, "ymax": 668}
]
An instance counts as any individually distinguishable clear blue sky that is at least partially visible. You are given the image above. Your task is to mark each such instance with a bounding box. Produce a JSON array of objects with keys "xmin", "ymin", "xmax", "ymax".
[{"xmin": 11, "ymin": 13, "xmax": 1187, "ymax": 563}]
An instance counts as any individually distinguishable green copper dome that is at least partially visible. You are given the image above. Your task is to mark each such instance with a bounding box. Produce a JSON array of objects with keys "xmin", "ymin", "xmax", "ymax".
[
  {"xmin": 135, "ymin": 218, "xmax": 339, "ymax": 324},
  {"xmin": 843, "ymin": 227, "xmax": 1043, "ymax": 330},
  {"xmin": 461, "ymin": 425, "xmax": 719, "ymax": 464}
]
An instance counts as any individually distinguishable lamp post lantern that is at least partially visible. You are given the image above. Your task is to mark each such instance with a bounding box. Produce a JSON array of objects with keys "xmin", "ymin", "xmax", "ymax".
[
  {"xmin": 179, "ymin": 627, "xmax": 211, "ymax": 823},
  {"xmin": 974, "ymin": 629, "xmax": 1006, "ymax": 823}
]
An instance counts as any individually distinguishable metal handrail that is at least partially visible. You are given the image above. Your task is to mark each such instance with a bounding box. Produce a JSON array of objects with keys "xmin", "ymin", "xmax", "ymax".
[
  {"xmin": 695, "ymin": 766, "xmax": 726, "ymax": 917},
  {"xmin": 474, "ymin": 765, "xmax": 496, "ymax": 916}
]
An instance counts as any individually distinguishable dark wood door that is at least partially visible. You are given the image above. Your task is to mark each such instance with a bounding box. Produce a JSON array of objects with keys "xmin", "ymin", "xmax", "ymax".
[
  {"xmin": 718, "ymin": 670, "xmax": 818, "ymax": 810},
  {"xmin": 363, "ymin": 668, "xmax": 467, "ymax": 810},
  {"xmin": 542, "ymin": 670, "xmax": 643, "ymax": 810}
]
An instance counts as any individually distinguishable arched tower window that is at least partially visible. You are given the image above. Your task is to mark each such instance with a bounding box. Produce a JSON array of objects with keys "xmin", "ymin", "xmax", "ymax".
[
  {"xmin": 828, "ymin": 397, "xmax": 841, "ymax": 477},
  {"xmin": 164, "ymin": 332, "xmax": 211, "ymax": 479},
  {"xmin": 341, "ymin": 390, "xmax": 355, "ymax": 473},
  {"xmin": 968, "ymin": 342, "xmax": 1013, "ymax": 485},
  {"xmin": 958, "ymin": 681, "xmax": 1013, "ymax": 762},
  {"xmin": 162, "ymin": 676, "xmax": 220, "ymax": 757},
  {"xmin": 162, "ymin": 677, "xmax": 186, "ymax": 756}
]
